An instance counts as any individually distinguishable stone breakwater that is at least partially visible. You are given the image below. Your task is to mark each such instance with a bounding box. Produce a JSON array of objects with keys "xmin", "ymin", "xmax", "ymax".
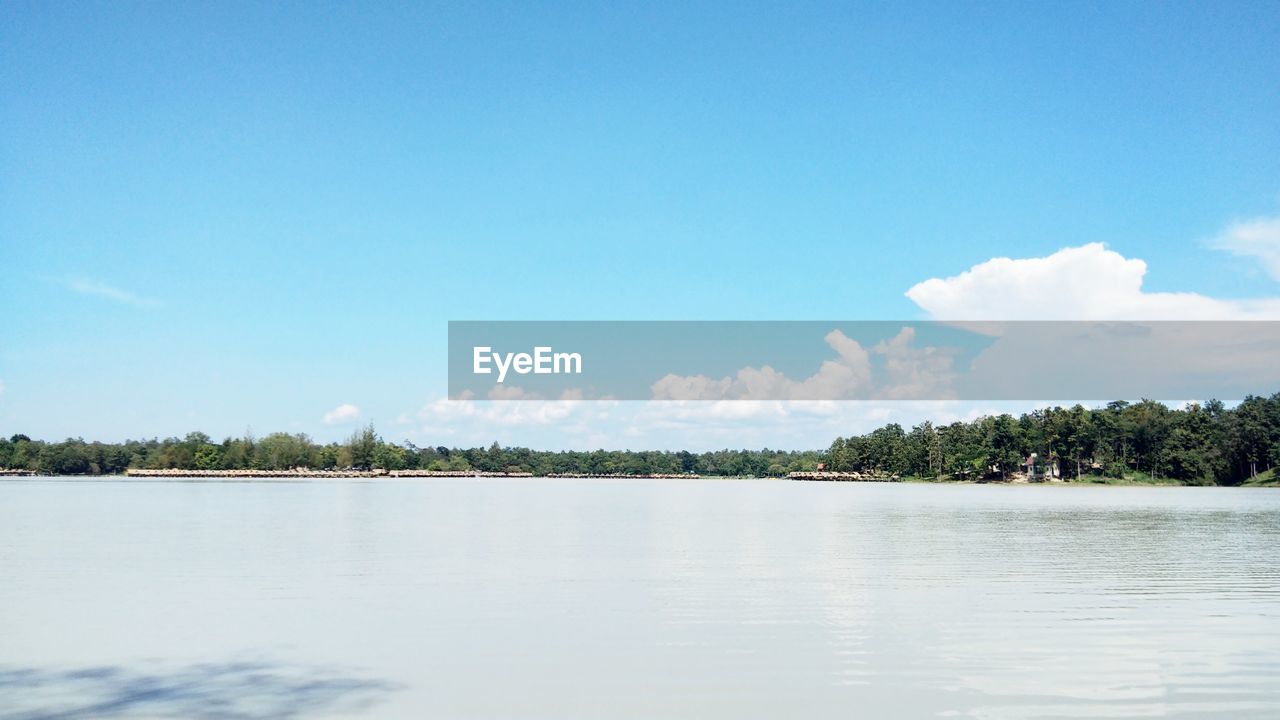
[
  {"xmin": 536, "ymin": 473, "xmax": 699, "ymax": 479},
  {"xmin": 124, "ymin": 468, "xmax": 385, "ymax": 478},
  {"xmin": 120, "ymin": 469, "xmax": 700, "ymax": 479},
  {"xmin": 787, "ymin": 471, "xmax": 900, "ymax": 482},
  {"xmin": 0, "ymin": 469, "xmax": 37, "ymax": 476}
]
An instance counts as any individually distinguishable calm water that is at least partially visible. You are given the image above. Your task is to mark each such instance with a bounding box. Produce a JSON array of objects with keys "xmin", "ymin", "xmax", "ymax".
[{"xmin": 2, "ymin": 478, "xmax": 1279, "ymax": 719}]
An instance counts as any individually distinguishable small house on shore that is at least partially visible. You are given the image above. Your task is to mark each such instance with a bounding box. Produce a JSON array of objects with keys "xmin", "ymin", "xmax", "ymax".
[{"xmin": 1023, "ymin": 453, "xmax": 1060, "ymax": 482}]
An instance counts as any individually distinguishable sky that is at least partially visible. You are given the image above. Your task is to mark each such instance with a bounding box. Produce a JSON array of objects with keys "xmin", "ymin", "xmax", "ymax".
[{"xmin": 2, "ymin": 1, "xmax": 1280, "ymax": 449}]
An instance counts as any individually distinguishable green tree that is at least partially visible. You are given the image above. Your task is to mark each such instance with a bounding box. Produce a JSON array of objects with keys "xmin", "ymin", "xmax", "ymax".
[
  {"xmin": 194, "ymin": 444, "xmax": 221, "ymax": 471},
  {"xmin": 347, "ymin": 424, "xmax": 379, "ymax": 470},
  {"xmin": 984, "ymin": 415, "xmax": 1021, "ymax": 479}
]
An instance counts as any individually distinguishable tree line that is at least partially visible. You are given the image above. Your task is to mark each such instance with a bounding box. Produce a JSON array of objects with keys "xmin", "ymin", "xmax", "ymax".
[
  {"xmin": 826, "ymin": 394, "xmax": 1280, "ymax": 485},
  {"xmin": 0, "ymin": 424, "xmax": 821, "ymax": 478},
  {"xmin": 3, "ymin": 394, "xmax": 1278, "ymax": 484}
]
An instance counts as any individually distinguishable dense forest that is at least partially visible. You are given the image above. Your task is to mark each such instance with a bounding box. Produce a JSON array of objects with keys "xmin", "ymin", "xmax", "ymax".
[
  {"xmin": 0, "ymin": 424, "xmax": 821, "ymax": 478},
  {"xmin": 827, "ymin": 395, "xmax": 1280, "ymax": 485},
  {"xmin": 2, "ymin": 394, "xmax": 1278, "ymax": 485}
]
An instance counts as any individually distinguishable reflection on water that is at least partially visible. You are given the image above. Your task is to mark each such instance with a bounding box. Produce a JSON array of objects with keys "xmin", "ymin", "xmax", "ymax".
[
  {"xmin": 1, "ymin": 479, "xmax": 1278, "ymax": 718},
  {"xmin": 0, "ymin": 661, "xmax": 396, "ymax": 720}
]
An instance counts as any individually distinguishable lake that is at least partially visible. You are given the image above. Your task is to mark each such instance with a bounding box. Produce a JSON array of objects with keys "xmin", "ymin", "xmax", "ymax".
[{"xmin": 2, "ymin": 478, "xmax": 1279, "ymax": 719}]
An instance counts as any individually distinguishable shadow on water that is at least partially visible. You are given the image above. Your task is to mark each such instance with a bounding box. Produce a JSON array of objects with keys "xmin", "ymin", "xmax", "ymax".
[{"xmin": 0, "ymin": 660, "xmax": 399, "ymax": 720}]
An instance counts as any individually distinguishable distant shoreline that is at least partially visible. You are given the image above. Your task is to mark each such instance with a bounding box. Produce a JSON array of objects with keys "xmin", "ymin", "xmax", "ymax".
[
  {"xmin": 120, "ymin": 468, "xmax": 701, "ymax": 480},
  {"xmin": 3, "ymin": 469, "xmax": 1276, "ymax": 487},
  {"xmin": 7, "ymin": 394, "xmax": 1279, "ymax": 486}
]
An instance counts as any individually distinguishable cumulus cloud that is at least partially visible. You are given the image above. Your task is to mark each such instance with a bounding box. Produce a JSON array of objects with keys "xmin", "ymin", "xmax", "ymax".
[
  {"xmin": 475, "ymin": 386, "xmax": 593, "ymax": 401},
  {"xmin": 400, "ymin": 395, "xmax": 1033, "ymax": 451},
  {"xmin": 650, "ymin": 328, "xmax": 956, "ymax": 400},
  {"xmin": 1208, "ymin": 216, "xmax": 1280, "ymax": 281},
  {"xmin": 487, "ymin": 385, "xmax": 539, "ymax": 400},
  {"xmin": 411, "ymin": 396, "xmax": 897, "ymax": 448},
  {"xmin": 399, "ymin": 220, "xmax": 1280, "ymax": 449},
  {"xmin": 322, "ymin": 403, "xmax": 361, "ymax": 425},
  {"xmin": 417, "ymin": 395, "xmax": 586, "ymax": 431},
  {"xmin": 651, "ymin": 329, "xmax": 871, "ymax": 400},
  {"xmin": 871, "ymin": 327, "xmax": 958, "ymax": 399},
  {"xmin": 57, "ymin": 276, "xmax": 160, "ymax": 308},
  {"xmin": 905, "ymin": 242, "xmax": 1280, "ymax": 320},
  {"xmin": 903, "ymin": 236, "xmax": 1280, "ymax": 399},
  {"xmin": 405, "ymin": 395, "xmax": 621, "ymax": 448}
]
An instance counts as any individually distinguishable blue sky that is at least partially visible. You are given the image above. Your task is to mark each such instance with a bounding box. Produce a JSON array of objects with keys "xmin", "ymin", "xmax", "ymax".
[{"xmin": 3, "ymin": 1, "xmax": 1280, "ymax": 448}]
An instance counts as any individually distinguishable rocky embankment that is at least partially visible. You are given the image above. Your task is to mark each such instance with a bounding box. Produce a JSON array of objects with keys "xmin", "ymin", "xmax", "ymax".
[
  {"xmin": 120, "ymin": 469, "xmax": 700, "ymax": 479},
  {"xmin": 787, "ymin": 471, "xmax": 900, "ymax": 482}
]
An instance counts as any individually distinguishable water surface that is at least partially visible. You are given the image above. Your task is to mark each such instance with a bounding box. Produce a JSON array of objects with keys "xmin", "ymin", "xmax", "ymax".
[{"xmin": 2, "ymin": 478, "xmax": 1278, "ymax": 718}]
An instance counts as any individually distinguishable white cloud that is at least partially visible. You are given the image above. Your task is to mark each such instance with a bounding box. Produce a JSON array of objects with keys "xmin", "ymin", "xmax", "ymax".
[
  {"xmin": 416, "ymin": 395, "xmax": 586, "ymax": 431},
  {"xmin": 58, "ymin": 276, "xmax": 160, "ymax": 308},
  {"xmin": 398, "ymin": 221, "xmax": 1280, "ymax": 450},
  {"xmin": 487, "ymin": 385, "xmax": 537, "ymax": 400},
  {"xmin": 0, "ymin": 379, "xmax": 5, "ymax": 396},
  {"xmin": 403, "ymin": 395, "xmax": 621, "ymax": 448},
  {"xmin": 649, "ymin": 330, "xmax": 870, "ymax": 400},
  {"xmin": 870, "ymin": 327, "xmax": 958, "ymax": 399},
  {"xmin": 322, "ymin": 403, "xmax": 361, "ymax": 425},
  {"xmin": 650, "ymin": 328, "xmax": 956, "ymax": 400},
  {"xmin": 1208, "ymin": 215, "xmax": 1280, "ymax": 281},
  {"xmin": 903, "ymin": 239, "xmax": 1280, "ymax": 399},
  {"xmin": 399, "ymin": 395, "xmax": 1040, "ymax": 451},
  {"xmin": 905, "ymin": 242, "xmax": 1280, "ymax": 320}
]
